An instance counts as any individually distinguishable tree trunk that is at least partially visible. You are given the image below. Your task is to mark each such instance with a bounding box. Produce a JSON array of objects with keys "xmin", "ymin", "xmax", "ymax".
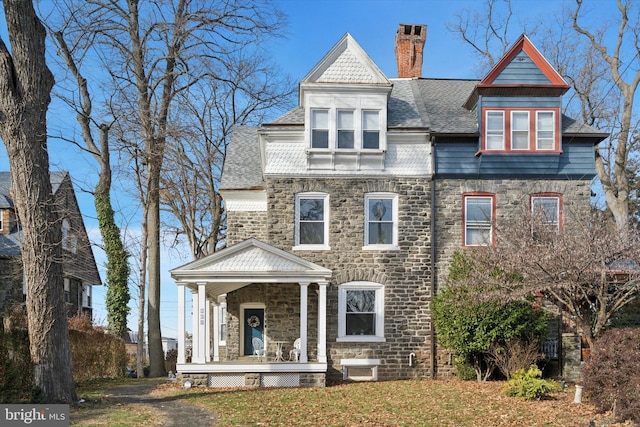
[{"xmin": 0, "ymin": 0, "xmax": 76, "ymax": 403}]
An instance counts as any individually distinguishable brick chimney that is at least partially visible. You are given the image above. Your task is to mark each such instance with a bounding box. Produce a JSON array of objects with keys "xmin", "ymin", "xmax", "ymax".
[{"xmin": 395, "ymin": 24, "xmax": 427, "ymax": 78}]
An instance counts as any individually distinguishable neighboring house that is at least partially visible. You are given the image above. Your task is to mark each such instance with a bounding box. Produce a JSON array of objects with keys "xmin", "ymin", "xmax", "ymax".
[
  {"xmin": 0, "ymin": 171, "xmax": 102, "ymax": 320},
  {"xmin": 170, "ymin": 25, "xmax": 605, "ymax": 388}
]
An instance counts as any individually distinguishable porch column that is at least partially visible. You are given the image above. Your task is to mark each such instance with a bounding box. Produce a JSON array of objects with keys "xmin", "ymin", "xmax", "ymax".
[
  {"xmin": 317, "ymin": 281, "xmax": 328, "ymax": 363},
  {"xmin": 191, "ymin": 289, "xmax": 199, "ymax": 362},
  {"xmin": 177, "ymin": 282, "xmax": 186, "ymax": 364},
  {"xmin": 205, "ymin": 298, "xmax": 212, "ymax": 362},
  {"xmin": 212, "ymin": 302, "xmax": 220, "ymax": 362},
  {"xmin": 194, "ymin": 282, "xmax": 207, "ymax": 363},
  {"xmin": 299, "ymin": 282, "xmax": 309, "ymax": 363}
]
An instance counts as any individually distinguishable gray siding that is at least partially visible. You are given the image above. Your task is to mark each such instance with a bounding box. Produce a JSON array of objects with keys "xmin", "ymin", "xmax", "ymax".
[
  {"xmin": 435, "ymin": 141, "xmax": 596, "ymax": 179},
  {"xmin": 492, "ymin": 51, "xmax": 551, "ymax": 85},
  {"xmin": 479, "ymin": 96, "xmax": 562, "ymax": 109}
]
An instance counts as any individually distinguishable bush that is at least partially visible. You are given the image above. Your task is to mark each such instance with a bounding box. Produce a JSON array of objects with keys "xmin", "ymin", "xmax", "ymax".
[
  {"xmin": 0, "ymin": 324, "xmax": 33, "ymax": 403},
  {"xmin": 582, "ymin": 327, "xmax": 640, "ymax": 424},
  {"xmin": 487, "ymin": 337, "xmax": 544, "ymax": 379},
  {"xmin": 453, "ymin": 356, "xmax": 476, "ymax": 381},
  {"xmin": 502, "ymin": 365, "xmax": 561, "ymax": 400},
  {"xmin": 165, "ymin": 348, "xmax": 177, "ymax": 373}
]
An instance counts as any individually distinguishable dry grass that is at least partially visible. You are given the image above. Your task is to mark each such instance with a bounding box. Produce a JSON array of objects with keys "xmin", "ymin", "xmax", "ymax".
[{"xmin": 152, "ymin": 378, "xmax": 622, "ymax": 426}]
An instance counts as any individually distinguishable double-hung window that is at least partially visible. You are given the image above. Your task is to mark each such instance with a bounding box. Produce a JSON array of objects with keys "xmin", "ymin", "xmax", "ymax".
[
  {"xmin": 337, "ymin": 282, "xmax": 385, "ymax": 342},
  {"xmin": 464, "ymin": 194, "xmax": 495, "ymax": 246},
  {"xmin": 337, "ymin": 110, "xmax": 354, "ymax": 149},
  {"xmin": 364, "ymin": 193, "xmax": 398, "ymax": 248},
  {"xmin": 486, "ymin": 111, "xmax": 505, "ymax": 150},
  {"xmin": 362, "ymin": 110, "xmax": 380, "ymax": 149},
  {"xmin": 294, "ymin": 192, "xmax": 329, "ymax": 249},
  {"xmin": 536, "ymin": 111, "xmax": 555, "ymax": 150},
  {"xmin": 531, "ymin": 194, "xmax": 561, "ymax": 234},
  {"xmin": 511, "ymin": 111, "xmax": 530, "ymax": 150},
  {"xmin": 311, "ymin": 109, "xmax": 329, "ymax": 149}
]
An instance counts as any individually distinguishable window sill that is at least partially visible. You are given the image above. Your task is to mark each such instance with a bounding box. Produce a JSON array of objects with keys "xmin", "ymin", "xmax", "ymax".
[
  {"xmin": 293, "ymin": 244, "xmax": 331, "ymax": 251},
  {"xmin": 336, "ymin": 336, "xmax": 386, "ymax": 343},
  {"xmin": 362, "ymin": 244, "xmax": 400, "ymax": 251}
]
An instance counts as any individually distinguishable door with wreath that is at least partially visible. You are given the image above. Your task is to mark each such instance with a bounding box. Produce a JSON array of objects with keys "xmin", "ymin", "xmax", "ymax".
[{"xmin": 243, "ymin": 308, "xmax": 264, "ymax": 356}]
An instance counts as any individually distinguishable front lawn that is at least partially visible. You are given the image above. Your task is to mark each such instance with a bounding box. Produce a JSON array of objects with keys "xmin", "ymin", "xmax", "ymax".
[{"xmin": 152, "ymin": 378, "xmax": 609, "ymax": 426}]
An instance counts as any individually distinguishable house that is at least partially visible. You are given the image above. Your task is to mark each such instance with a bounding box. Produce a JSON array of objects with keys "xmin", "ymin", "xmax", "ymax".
[
  {"xmin": 170, "ymin": 25, "xmax": 605, "ymax": 387},
  {"xmin": 0, "ymin": 171, "xmax": 102, "ymax": 320}
]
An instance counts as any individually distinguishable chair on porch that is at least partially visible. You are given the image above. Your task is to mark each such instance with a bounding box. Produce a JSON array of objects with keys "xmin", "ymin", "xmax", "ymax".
[
  {"xmin": 289, "ymin": 338, "xmax": 301, "ymax": 362},
  {"xmin": 252, "ymin": 337, "xmax": 265, "ymax": 362}
]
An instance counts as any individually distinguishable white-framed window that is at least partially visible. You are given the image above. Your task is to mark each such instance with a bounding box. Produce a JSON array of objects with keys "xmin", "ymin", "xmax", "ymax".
[
  {"xmin": 82, "ymin": 284, "xmax": 92, "ymax": 308},
  {"xmin": 364, "ymin": 193, "xmax": 398, "ymax": 249},
  {"xmin": 294, "ymin": 192, "xmax": 329, "ymax": 249},
  {"xmin": 464, "ymin": 194, "xmax": 495, "ymax": 246},
  {"xmin": 486, "ymin": 111, "xmax": 505, "ymax": 150},
  {"xmin": 337, "ymin": 282, "xmax": 385, "ymax": 342},
  {"xmin": 311, "ymin": 109, "xmax": 329, "ymax": 148},
  {"xmin": 536, "ymin": 111, "xmax": 555, "ymax": 150},
  {"xmin": 61, "ymin": 218, "xmax": 78, "ymax": 253},
  {"xmin": 511, "ymin": 111, "xmax": 530, "ymax": 150},
  {"xmin": 337, "ymin": 110, "xmax": 354, "ymax": 149},
  {"xmin": 531, "ymin": 194, "xmax": 561, "ymax": 234},
  {"xmin": 362, "ymin": 110, "xmax": 380, "ymax": 149},
  {"xmin": 219, "ymin": 302, "xmax": 227, "ymax": 346}
]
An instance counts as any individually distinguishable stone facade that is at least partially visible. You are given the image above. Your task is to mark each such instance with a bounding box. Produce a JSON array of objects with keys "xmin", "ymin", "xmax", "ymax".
[
  {"xmin": 224, "ymin": 176, "xmax": 435, "ymax": 382},
  {"xmin": 226, "ymin": 210, "xmax": 268, "ymax": 245}
]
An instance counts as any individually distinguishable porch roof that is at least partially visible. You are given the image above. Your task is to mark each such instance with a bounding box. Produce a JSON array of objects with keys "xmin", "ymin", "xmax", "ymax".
[{"xmin": 170, "ymin": 238, "xmax": 332, "ymax": 297}]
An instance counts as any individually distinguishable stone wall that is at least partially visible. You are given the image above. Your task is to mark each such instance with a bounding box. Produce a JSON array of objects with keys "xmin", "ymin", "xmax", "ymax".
[
  {"xmin": 262, "ymin": 177, "xmax": 434, "ymax": 382},
  {"xmin": 226, "ymin": 211, "xmax": 268, "ymax": 245},
  {"xmin": 433, "ymin": 178, "xmax": 592, "ymax": 376}
]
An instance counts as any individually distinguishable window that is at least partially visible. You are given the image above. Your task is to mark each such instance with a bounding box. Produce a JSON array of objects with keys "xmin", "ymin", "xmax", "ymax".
[
  {"xmin": 311, "ymin": 109, "xmax": 329, "ymax": 148},
  {"xmin": 64, "ymin": 278, "xmax": 70, "ymax": 303},
  {"xmin": 337, "ymin": 110, "xmax": 354, "ymax": 149},
  {"xmin": 362, "ymin": 110, "xmax": 380, "ymax": 149},
  {"xmin": 482, "ymin": 108, "xmax": 560, "ymax": 152},
  {"xmin": 531, "ymin": 194, "xmax": 561, "ymax": 234},
  {"xmin": 295, "ymin": 192, "xmax": 329, "ymax": 249},
  {"xmin": 338, "ymin": 282, "xmax": 385, "ymax": 342},
  {"xmin": 219, "ymin": 303, "xmax": 227, "ymax": 346},
  {"xmin": 82, "ymin": 285, "xmax": 92, "ymax": 308},
  {"xmin": 464, "ymin": 194, "xmax": 495, "ymax": 246},
  {"xmin": 536, "ymin": 111, "xmax": 555, "ymax": 150},
  {"xmin": 61, "ymin": 219, "xmax": 78, "ymax": 253},
  {"xmin": 511, "ymin": 111, "xmax": 529, "ymax": 150},
  {"xmin": 364, "ymin": 193, "xmax": 398, "ymax": 248},
  {"xmin": 486, "ymin": 111, "xmax": 504, "ymax": 150},
  {"xmin": 0, "ymin": 209, "xmax": 3, "ymax": 231}
]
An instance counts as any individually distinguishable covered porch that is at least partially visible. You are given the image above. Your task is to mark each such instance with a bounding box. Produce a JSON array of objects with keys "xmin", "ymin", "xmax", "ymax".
[{"xmin": 170, "ymin": 239, "xmax": 332, "ymax": 387}]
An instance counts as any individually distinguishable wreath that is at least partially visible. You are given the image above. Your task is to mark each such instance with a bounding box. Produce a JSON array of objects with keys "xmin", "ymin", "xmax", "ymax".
[{"xmin": 247, "ymin": 315, "xmax": 261, "ymax": 328}]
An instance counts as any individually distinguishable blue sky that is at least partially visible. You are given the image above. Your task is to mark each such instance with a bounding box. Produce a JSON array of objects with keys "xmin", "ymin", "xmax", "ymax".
[{"xmin": 0, "ymin": 0, "xmax": 617, "ymax": 339}]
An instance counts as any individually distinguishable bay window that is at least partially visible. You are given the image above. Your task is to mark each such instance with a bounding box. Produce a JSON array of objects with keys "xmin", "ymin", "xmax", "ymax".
[{"xmin": 482, "ymin": 108, "xmax": 560, "ymax": 152}]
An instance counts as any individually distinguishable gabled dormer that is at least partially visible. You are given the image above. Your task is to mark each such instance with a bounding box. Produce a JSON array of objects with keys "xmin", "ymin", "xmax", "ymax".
[
  {"xmin": 464, "ymin": 35, "xmax": 571, "ymax": 155},
  {"xmin": 300, "ymin": 33, "xmax": 393, "ymax": 171}
]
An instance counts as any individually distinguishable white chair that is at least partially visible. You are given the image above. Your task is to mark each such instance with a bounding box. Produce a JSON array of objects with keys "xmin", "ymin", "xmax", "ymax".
[
  {"xmin": 252, "ymin": 337, "xmax": 265, "ymax": 362},
  {"xmin": 289, "ymin": 338, "xmax": 301, "ymax": 362}
]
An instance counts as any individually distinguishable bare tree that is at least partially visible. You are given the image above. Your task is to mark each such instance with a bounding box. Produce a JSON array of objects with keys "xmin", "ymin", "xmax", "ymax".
[
  {"xmin": 61, "ymin": 0, "xmax": 287, "ymax": 377},
  {"xmin": 161, "ymin": 49, "xmax": 295, "ymax": 259},
  {"xmin": 48, "ymin": 26, "xmax": 132, "ymax": 340},
  {"xmin": 0, "ymin": 0, "xmax": 76, "ymax": 402},
  {"xmin": 571, "ymin": 0, "xmax": 640, "ymax": 236},
  {"xmin": 456, "ymin": 206, "xmax": 640, "ymax": 349}
]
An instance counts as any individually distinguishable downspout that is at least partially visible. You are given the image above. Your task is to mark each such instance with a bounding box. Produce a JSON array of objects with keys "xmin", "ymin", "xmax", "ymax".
[{"xmin": 430, "ymin": 136, "xmax": 437, "ymax": 379}]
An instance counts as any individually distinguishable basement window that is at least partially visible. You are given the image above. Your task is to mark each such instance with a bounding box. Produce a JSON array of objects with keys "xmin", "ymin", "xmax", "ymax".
[{"xmin": 341, "ymin": 359, "xmax": 380, "ymax": 381}]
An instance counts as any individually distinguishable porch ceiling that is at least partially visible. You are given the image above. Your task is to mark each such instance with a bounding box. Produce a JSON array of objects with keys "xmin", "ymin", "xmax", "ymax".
[{"xmin": 170, "ymin": 238, "xmax": 332, "ymax": 297}]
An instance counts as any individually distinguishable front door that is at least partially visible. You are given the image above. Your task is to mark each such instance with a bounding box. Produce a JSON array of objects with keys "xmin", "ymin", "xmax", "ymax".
[{"xmin": 243, "ymin": 308, "xmax": 264, "ymax": 356}]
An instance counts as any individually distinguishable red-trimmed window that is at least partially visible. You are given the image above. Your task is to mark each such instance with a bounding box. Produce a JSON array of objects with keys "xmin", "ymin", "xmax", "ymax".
[
  {"xmin": 530, "ymin": 193, "xmax": 562, "ymax": 234},
  {"xmin": 463, "ymin": 193, "xmax": 496, "ymax": 246},
  {"xmin": 482, "ymin": 108, "xmax": 560, "ymax": 153}
]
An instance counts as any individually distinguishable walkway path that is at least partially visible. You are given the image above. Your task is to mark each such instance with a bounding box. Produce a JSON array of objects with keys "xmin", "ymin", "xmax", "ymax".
[{"xmin": 102, "ymin": 378, "xmax": 217, "ymax": 426}]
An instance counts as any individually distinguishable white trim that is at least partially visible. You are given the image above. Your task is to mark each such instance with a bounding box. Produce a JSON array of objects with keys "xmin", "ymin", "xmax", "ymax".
[
  {"xmin": 220, "ymin": 190, "xmax": 267, "ymax": 212},
  {"xmin": 294, "ymin": 192, "xmax": 330, "ymax": 249},
  {"xmin": 337, "ymin": 281, "xmax": 385, "ymax": 342},
  {"xmin": 177, "ymin": 283, "xmax": 186, "ymax": 364},
  {"xmin": 177, "ymin": 362, "xmax": 327, "ymax": 374},
  {"xmin": 340, "ymin": 359, "xmax": 380, "ymax": 381},
  {"xmin": 317, "ymin": 282, "xmax": 327, "ymax": 363},
  {"xmin": 536, "ymin": 110, "xmax": 556, "ymax": 150},
  {"xmin": 240, "ymin": 303, "xmax": 266, "ymax": 357},
  {"xmin": 364, "ymin": 193, "xmax": 398, "ymax": 248}
]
